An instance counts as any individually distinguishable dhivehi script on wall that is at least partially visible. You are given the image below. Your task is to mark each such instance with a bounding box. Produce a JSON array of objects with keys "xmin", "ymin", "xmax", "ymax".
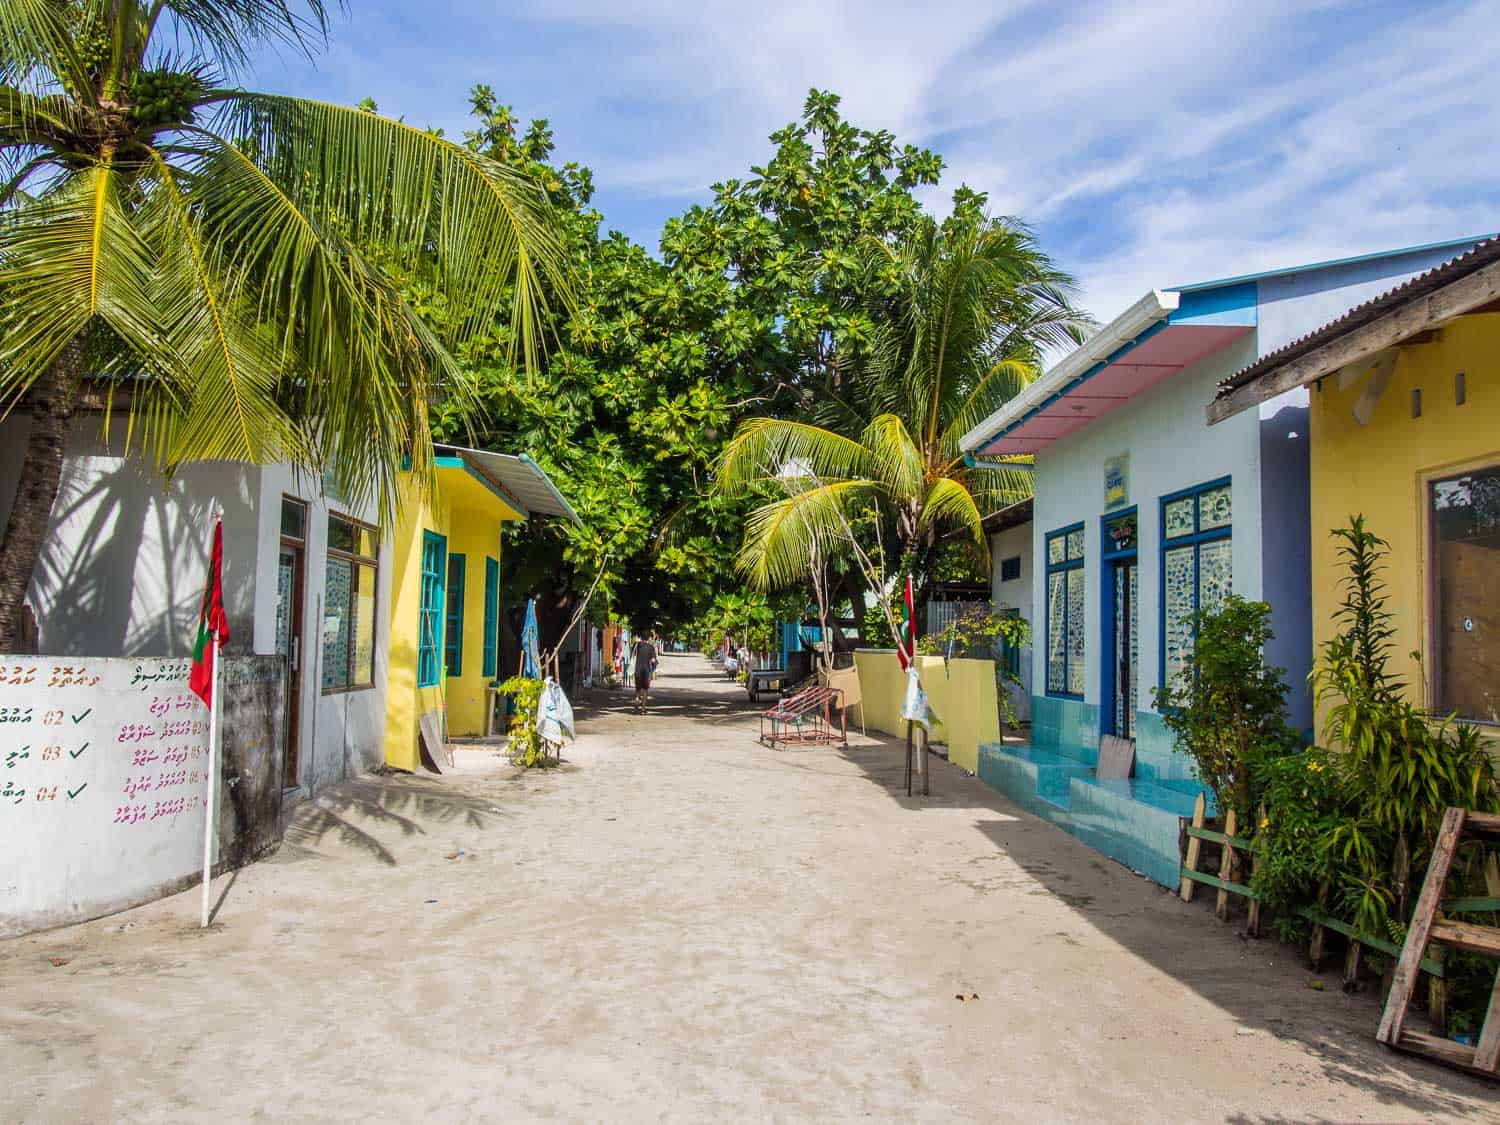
[{"xmin": 0, "ymin": 657, "xmax": 216, "ymax": 937}]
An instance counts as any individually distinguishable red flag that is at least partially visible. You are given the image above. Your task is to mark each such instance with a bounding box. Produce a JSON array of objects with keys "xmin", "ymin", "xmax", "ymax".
[
  {"xmin": 189, "ymin": 519, "xmax": 230, "ymax": 709},
  {"xmin": 896, "ymin": 575, "xmax": 917, "ymax": 670}
]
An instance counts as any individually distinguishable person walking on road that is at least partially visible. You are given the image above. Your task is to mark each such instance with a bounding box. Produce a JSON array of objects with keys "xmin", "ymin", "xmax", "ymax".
[{"xmin": 633, "ymin": 632, "xmax": 659, "ymax": 714}]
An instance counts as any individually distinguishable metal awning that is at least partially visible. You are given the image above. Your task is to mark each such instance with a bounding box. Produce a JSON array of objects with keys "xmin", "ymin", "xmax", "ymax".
[{"xmin": 435, "ymin": 444, "xmax": 581, "ymax": 526}]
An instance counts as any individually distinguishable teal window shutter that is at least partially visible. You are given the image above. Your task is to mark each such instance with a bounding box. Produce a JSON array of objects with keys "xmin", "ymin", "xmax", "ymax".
[
  {"xmin": 482, "ymin": 557, "xmax": 499, "ymax": 677},
  {"xmin": 445, "ymin": 554, "xmax": 466, "ymax": 677},
  {"xmin": 418, "ymin": 531, "xmax": 447, "ymax": 688}
]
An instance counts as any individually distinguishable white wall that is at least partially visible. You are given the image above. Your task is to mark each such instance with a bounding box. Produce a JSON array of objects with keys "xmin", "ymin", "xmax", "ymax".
[
  {"xmin": 0, "ymin": 415, "xmax": 262, "ymax": 658},
  {"xmin": 989, "ymin": 523, "xmax": 1033, "ymax": 721},
  {"xmin": 252, "ymin": 466, "xmax": 391, "ymax": 796},
  {"xmin": 1031, "ymin": 335, "xmax": 1263, "ymax": 714},
  {"xmin": 0, "ymin": 657, "xmax": 213, "ymax": 937},
  {"xmin": 0, "ymin": 419, "xmax": 391, "ymax": 798}
]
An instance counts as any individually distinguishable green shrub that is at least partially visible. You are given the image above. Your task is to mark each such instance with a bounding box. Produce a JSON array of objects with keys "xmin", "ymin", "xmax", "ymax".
[
  {"xmin": 498, "ymin": 675, "xmax": 548, "ymax": 768},
  {"xmin": 1152, "ymin": 595, "xmax": 1298, "ymax": 826}
]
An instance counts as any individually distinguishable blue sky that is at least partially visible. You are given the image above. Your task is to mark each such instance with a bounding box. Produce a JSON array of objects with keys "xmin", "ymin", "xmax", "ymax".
[{"xmin": 248, "ymin": 0, "xmax": 1500, "ymax": 323}]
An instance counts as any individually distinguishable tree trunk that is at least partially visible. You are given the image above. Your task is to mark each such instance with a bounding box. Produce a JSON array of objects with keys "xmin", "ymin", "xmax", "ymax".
[{"xmin": 0, "ymin": 338, "xmax": 85, "ymax": 652}]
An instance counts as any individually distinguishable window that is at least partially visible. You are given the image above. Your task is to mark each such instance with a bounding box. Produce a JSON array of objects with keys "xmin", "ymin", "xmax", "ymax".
[
  {"xmin": 1430, "ymin": 464, "xmax": 1500, "ymax": 724},
  {"xmin": 323, "ymin": 514, "xmax": 379, "ymax": 693},
  {"xmin": 280, "ymin": 497, "xmax": 307, "ymax": 542},
  {"xmin": 1045, "ymin": 524, "xmax": 1085, "ymax": 697},
  {"xmin": 418, "ymin": 531, "xmax": 447, "ymax": 688},
  {"xmin": 482, "ymin": 557, "xmax": 500, "ymax": 678},
  {"xmin": 444, "ymin": 555, "xmax": 466, "ymax": 677},
  {"xmin": 1000, "ymin": 555, "xmax": 1022, "ymax": 583},
  {"xmin": 1160, "ymin": 479, "xmax": 1232, "ymax": 690}
]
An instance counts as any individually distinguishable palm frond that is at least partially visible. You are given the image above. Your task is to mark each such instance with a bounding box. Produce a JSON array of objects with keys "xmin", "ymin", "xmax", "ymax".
[
  {"xmin": 922, "ymin": 476, "xmax": 988, "ymax": 554},
  {"xmin": 736, "ymin": 479, "xmax": 878, "ymax": 591},
  {"xmin": 0, "ymin": 160, "xmax": 158, "ymax": 406},
  {"xmin": 859, "ymin": 413, "xmax": 923, "ymax": 502},
  {"xmin": 204, "ymin": 92, "xmax": 568, "ymax": 373},
  {"xmin": 715, "ymin": 417, "xmax": 873, "ymax": 496},
  {"xmin": 148, "ymin": 1, "xmax": 335, "ymax": 70}
]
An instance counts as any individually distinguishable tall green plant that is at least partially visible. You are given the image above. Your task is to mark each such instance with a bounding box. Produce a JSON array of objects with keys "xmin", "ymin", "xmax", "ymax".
[
  {"xmin": 1152, "ymin": 595, "xmax": 1297, "ymax": 825},
  {"xmin": 1255, "ymin": 516, "xmax": 1499, "ymax": 940},
  {"xmin": 0, "ymin": 2, "xmax": 568, "ymax": 649}
]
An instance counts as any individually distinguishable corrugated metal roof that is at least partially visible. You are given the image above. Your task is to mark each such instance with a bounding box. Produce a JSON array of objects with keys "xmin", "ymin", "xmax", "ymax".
[
  {"xmin": 1215, "ymin": 237, "xmax": 1500, "ymax": 400},
  {"xmin": 981, "ymin": 496, "xmax": 1033, "ymax": 535},
  {"xmin": 436, "ymin": 444, "xmax": 581, "ymax": 526}
]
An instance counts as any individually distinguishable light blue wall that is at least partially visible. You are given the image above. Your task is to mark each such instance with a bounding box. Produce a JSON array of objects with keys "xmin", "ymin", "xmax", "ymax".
[
  {"xmin": 1257, "ymin": 399, "xmax": 1313, "ymax": 733},
  {"xmin": 1030, "ymin": 334, "xmax": 1263, "ymax": 721},
  {"xmin": 1254, "ymin": 242, "xmax": 1484, "ymax": 357}
]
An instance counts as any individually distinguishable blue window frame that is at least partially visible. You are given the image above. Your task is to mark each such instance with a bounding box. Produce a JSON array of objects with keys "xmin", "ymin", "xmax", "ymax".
[
  {"xmin": 444, "ymin": 554, "xmax": 466, "ymax": 677},
  {"xmin": 482, "ymin": 557, "xmax": 499, "ymax": 678},
  {"xmin": 1044, "ymin": 523, "xmax": 1086, "ymax": 698},
  {"xmin": 1100, "ymin": 507, "xmax": 1139, "ymax": 738},
  {"xmin": 1159, "ymin": 477, "xmax": 1233, "ymax": 691},
  {"xmin": 417, "ymin": 530, "xmax": 447, "ymax": 688}
]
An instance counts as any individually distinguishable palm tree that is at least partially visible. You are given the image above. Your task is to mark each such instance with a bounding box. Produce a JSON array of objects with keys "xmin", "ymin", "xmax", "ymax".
[
  {"xmin": 715, "ymin": 212, "xmax": 1088, "ymax": 608},
  {"xmin": 0, "ymin": 1, "xmax": 567, "ymax": 648}
]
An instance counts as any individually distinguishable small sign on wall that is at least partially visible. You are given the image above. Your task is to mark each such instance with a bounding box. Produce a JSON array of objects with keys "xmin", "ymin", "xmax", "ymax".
[{"xmin": 1104, "ymin": 453, "xmax": 1130, "ymax": 511}]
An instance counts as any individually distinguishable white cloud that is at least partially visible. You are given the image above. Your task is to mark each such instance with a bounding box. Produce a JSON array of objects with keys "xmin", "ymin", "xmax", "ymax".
[{"xmin": 249, "ymin": 0, "xmax": 1500, "ymax": 320}]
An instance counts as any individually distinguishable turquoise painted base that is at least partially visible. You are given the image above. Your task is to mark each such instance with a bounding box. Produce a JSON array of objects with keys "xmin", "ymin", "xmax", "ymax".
[{"xmin": 977, "ymin": 698, "xmax": 1214, "ymax": 889}]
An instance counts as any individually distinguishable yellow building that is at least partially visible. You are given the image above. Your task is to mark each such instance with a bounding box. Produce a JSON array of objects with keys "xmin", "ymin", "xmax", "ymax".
[
  {"xmin": 1211, "ymin": 239, "xmax": 1500, "ymax": 744},
  {"xmin": 384, "ymin": 445, "xmax": 579, "ymax": 771}
]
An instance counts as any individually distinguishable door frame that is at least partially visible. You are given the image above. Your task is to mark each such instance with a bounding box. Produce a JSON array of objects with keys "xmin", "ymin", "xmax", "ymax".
[
  {"xmin": 1099, "ymin": 506, "xmax": 1139, "ymax": 739},
  {"xmin": 278, "ymin": 496, "xmax": 309, "ymax": 788}
]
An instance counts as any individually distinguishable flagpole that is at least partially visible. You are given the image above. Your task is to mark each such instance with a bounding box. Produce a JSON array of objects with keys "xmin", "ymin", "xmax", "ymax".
[
  {"xmin": 200, "ymin": 627, "xmax": 220, "ymax": 927},
  {"xmin": 200, "ymin": 502, "xmax": 223, "ymax": 928}
]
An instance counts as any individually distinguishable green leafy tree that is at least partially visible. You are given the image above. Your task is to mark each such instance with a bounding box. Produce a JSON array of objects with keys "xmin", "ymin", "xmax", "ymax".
[
  {"xmin": 1152, "ymin": 595, "xmax": 1298, "ymax": 825},
  {"xmin": 0, "ymin": 1, "xmax": 566, "ymax": 649},
  {"xmin": 714, "ymin": 210, "xmax": 1089, "ymax": 609},
  {"xmin": 1255, "ymin": 516, "xmax": 1499, "ymax": 944}
]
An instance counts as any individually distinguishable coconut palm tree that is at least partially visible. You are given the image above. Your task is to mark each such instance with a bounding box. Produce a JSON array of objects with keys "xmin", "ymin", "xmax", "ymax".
[
  {"xmin": 715, "ymin": 212, "xmax": 1088, "ymax": 605},
  {"xmin": 0, "ymin": 1, "xmax": 567, "ymax": 648}
]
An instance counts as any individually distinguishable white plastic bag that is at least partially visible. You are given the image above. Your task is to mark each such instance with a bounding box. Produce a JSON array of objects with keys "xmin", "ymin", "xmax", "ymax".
[
  {"xmin": 900, "ymin": 664, "xmax": 935, "ymax": 730},
  {"xmin": 536, "ymin": 677, "xmax": 576, "ymax": 745}
]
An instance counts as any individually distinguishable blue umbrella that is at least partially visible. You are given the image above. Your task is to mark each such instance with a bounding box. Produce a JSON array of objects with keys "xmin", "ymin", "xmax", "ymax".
[{"xmin": 521, "ymin": 598, "xmax": 541, "ymax": 678}]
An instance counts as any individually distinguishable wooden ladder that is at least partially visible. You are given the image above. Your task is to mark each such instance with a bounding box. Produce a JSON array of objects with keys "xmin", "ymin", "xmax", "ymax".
[{"xmin": 1377, "ymin": 807, "xmax": 1500, "ymax": 1079}]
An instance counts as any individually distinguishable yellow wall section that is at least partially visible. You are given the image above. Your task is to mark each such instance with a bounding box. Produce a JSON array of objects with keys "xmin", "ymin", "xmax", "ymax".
[
  {"xmin": 1308, "ymin": 312, "xmax": 1499, "ymax": 745},
  {"xmin": 850, "ymin": 651, "xmax": 1001, "ymax": 772},
  {"xmin": 384, "ymin": 463, "xmax": 524, "ymax": 770}
]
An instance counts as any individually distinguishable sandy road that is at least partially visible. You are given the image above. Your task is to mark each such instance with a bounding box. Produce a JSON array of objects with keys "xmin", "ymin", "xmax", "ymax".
[{"xmin": 1, "ymin": 653, "xmax": 1496, "ymax": 1122}]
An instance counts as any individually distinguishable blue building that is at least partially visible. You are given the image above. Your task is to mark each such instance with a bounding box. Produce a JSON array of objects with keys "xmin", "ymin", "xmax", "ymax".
[{"xmin": 959, "ymin": 235, "xmax": 1490, "ymax": 887}]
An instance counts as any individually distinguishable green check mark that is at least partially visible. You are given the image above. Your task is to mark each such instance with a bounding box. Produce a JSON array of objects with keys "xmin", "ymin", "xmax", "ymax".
[
  {"xmin": 67, "ymin": 783, "xmax": 87, "ymax": 799},
  {"xmin": 69, "ymin": 742, "xmax": 89, "ymax": 759},
  {"xmin": 70, "ymin": 708, "xmax": 92, "ymax": 724}
]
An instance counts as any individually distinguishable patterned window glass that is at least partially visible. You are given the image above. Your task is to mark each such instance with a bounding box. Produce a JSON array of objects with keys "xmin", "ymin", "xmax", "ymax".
[
  {"xmin": 1161, "ymin": 480, "xmax": 1231, "ymax": 691},
  {"xmin": 1045, "ymin": 525, "xmax": 1085, "ymax": 697},
  {"xmin": 1198, "ymin": 485, "xmax": 1233, "ymax": 531},
  {"xmin": 1198, "ymin": 539, "xmax": 1233, "ymax": 614},
  {"xmin": 1162, "ymin": 545, "xmax": 1196, "ymax": 689},
  {"xmin": 1066, "ymin": 568, "xmax": 1086, "ymax": 696},
  {"xmin": 1164, "ymin": 497, "xmax": 1195, "ymax": 538},
  {"xmin": 1046, "ymin": 571, "xmax": 1067, "ymax": 693},
  {"xmin": 324, "ymin": 513, "xmax": 379, "ymax": 692}
]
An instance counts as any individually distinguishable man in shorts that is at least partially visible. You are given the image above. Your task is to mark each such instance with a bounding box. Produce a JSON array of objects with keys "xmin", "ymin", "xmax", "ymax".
[{"xmin": 633, "ymin": 632, "xmax": 658, "ymax": 714}]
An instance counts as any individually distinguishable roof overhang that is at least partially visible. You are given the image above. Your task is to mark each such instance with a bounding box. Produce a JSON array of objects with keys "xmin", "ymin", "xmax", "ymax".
[
  {"xmin": 962, "ymin": 287, "xmax": 1254, "ymax": 457},
  {"xmin": 1209, "ymin": 240, "xmax": 1500, "ymax": 424},
  {"xmin": 434, "ymin": 445, "xmax": 581, "ymax": 526}
]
